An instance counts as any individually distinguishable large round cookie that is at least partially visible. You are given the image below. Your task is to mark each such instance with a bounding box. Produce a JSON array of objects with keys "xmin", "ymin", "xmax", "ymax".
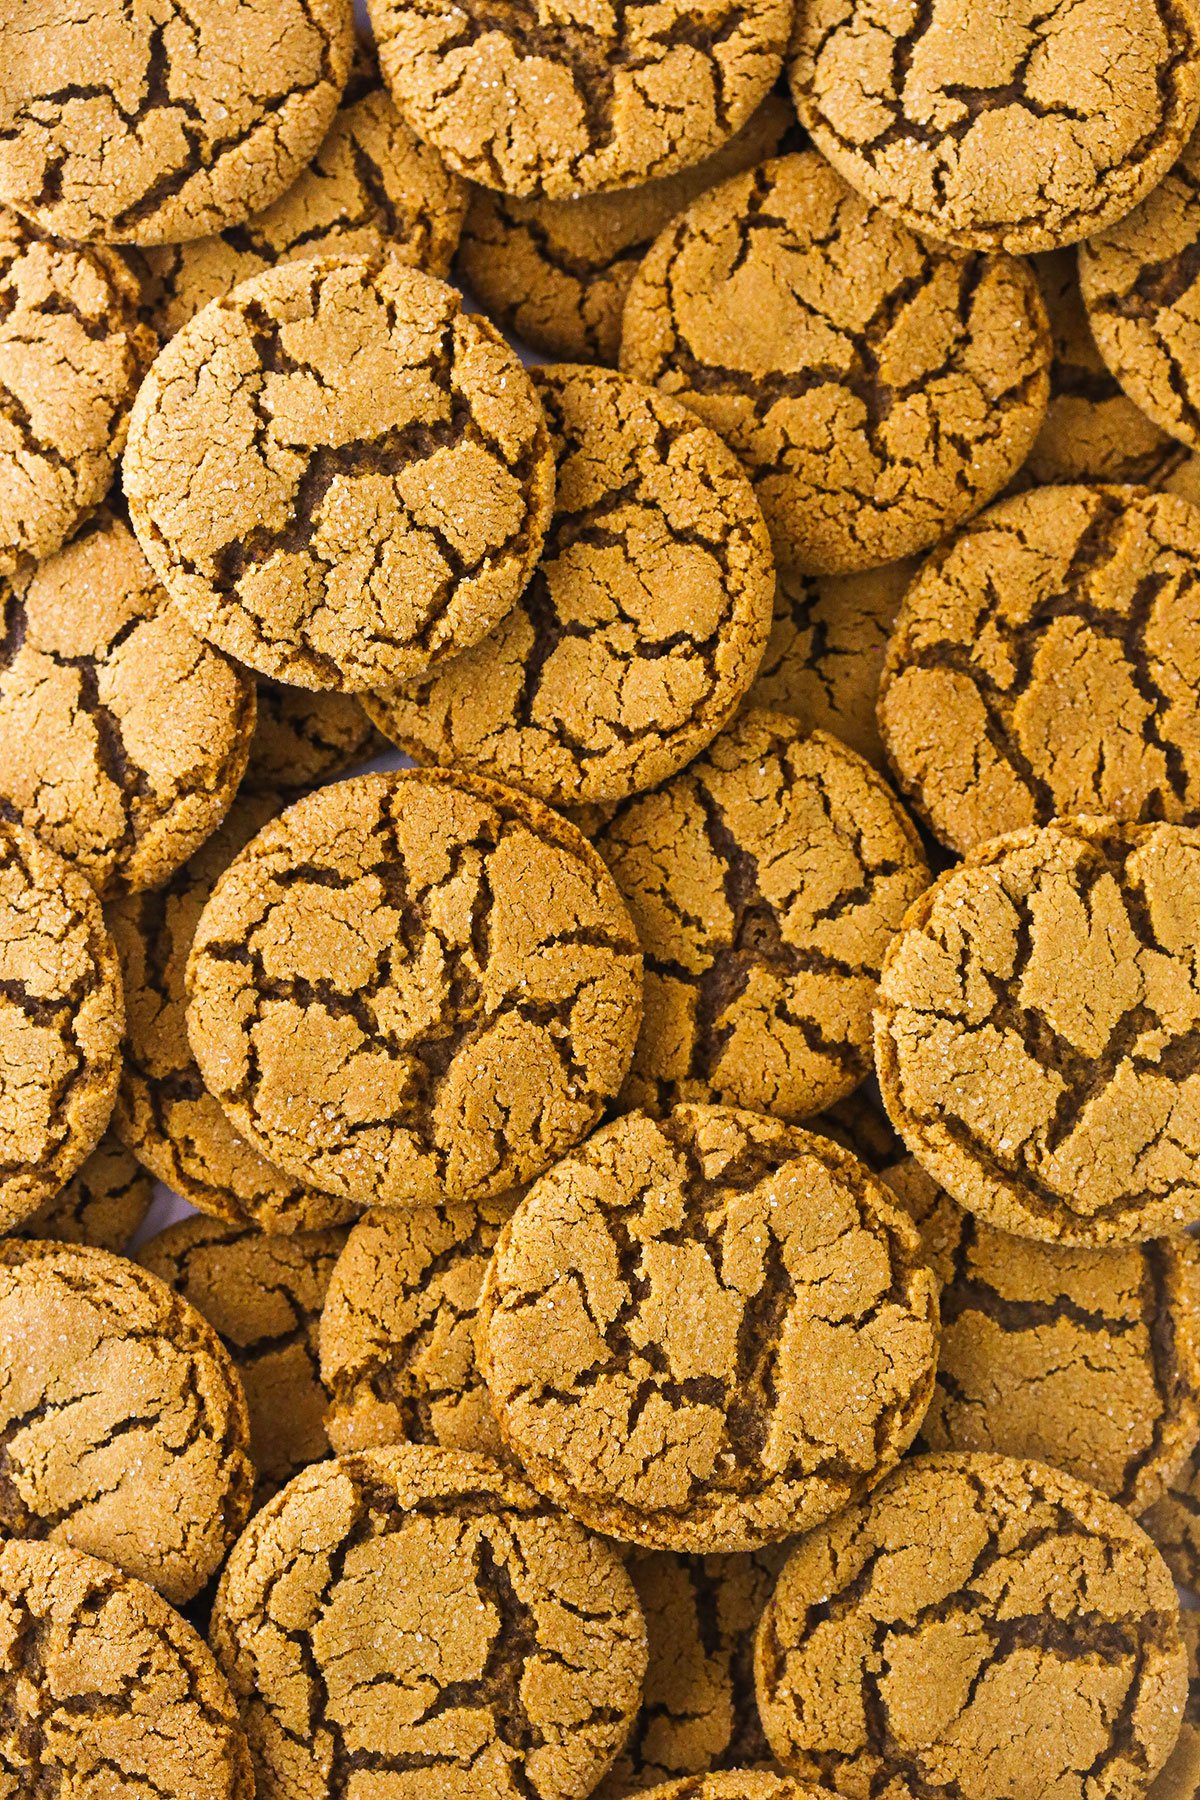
[
  {"xmin": 123, "ymin": 254, "xmax": 555, "ymax": 691},
  {"xmin": 620, "ymin": 152, "xmax": 1050, "ymax": 574},
  {"xmin": 14, "ymin": 1130, "xmax": 153, "ymax": 1252}
]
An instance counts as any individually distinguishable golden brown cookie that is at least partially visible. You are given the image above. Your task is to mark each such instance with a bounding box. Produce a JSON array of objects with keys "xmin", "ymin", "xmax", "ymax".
[
  {"xmin": 319, "ymin": 1197, "xmax": 516, "ymax": 1459},
  {"xmin": 620, "ymin": 150, "xmax": 1050, "ymax": 575},
  {"xmin": 365, "ymin": 366, "xmax": 774, "ymax": 808},
  {"xmin": 368, "ymin": 0, "xmax": 791, "ymax": 200},
  {"xmin": 243, "ymin": 680, "xmax": 381, "ymax": 795},
  {"xmin": 123, "ymin": 253, "xmax": 555, "ymax": 691},
  {"xmin": 1143, "ymin": 1447, "xmax": 1200, "ymax": 1588},
  {"xmin": 878, "ymin": 486, "xmax": 1200, "ymax": 855},
  {"xmin": 0, "ymin": 818, "xmax": 123, "ymax": 1232},
  {"xmin": 814, "ymin": 1087, "xmax": 906, "ymax": 1173},
  {"xmin": 187, "ymin": 769, "xmax": 643, "ymax": 1209},
  {"xmin": 1149, "ymin": 1614, "xmax": 1200, "ymax": 1800},
  {"xmin": 595, "ymin": 711, "xmax": 929, "ymax": 1122},
  {"xmin": 755, "ymin": 1452, "xmax": 1187, "ymax": 1800},
  {"xmin": 637, "ymin": 1782, "xmax": 828, "ymax": 1800},
  {"xmin": 0, "ymin": 0, "xmax": 354, "ymax": 245},
  {"xmin": 12, "ymin": 1130, "xmax": 153, "ymax": 1252},
  {"xmin": 478, "ymin": 1106, "xmax": 940, "ymax": 1553},
  {"xmin": 0, "ymin": 1538, "xmax": 254, "ymax": 1800},
  {"xmin": 788, "ymin": 0, "xmax": 1200, "ymax": 255},
  {"xmin": 209, "ymin": 1445, "xmax": 648, "ymax": 1800},
  {"xmin": 875, "ymin": 817, "xmax": 1200, "ymax": 1246},
  {"xmin": 0, "ymin": 1240, "xmax": 254, "ymax": 1605},
  {"xmin": 0, "ymin": 506, "xmax": 256, "ymax": 898}
]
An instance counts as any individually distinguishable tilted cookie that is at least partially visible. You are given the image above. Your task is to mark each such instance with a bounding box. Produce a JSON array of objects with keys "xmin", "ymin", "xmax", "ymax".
[
  {"xmin": 13, "ymin": 1131, "xmax": 152, "ymax": 1253},
  {"xmin": 243, "ymin": 681, "xmax": 381, "ymax": 796}
]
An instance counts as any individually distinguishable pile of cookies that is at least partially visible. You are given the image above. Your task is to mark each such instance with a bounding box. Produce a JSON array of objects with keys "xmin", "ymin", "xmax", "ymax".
[{"xmin": 6, "ymin": 0, "xmax": 1200, "ymax": 1796}]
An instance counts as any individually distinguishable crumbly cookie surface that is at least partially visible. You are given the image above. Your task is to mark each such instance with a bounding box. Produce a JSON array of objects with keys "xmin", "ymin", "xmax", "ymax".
[{"xmin": 1149, "ymin": 1612, "xmax": 1200, "ymax": 1800}]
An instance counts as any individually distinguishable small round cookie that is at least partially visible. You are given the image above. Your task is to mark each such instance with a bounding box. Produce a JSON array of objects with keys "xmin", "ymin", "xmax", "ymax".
[
  {"xmin": 1143, "ymin": 1446, "xmax": 1200, "ymax": 1587},
  {"xmin": 0, "ymin": 818, "xmax": 123, "ymax": 1232},
  {"xmin": 637, "ymin": 1782, "xmax": 828, "ymax": 1800},
  {"xmin": 123, "ymin": 254, "xmax": 556, "ymax": 692},
  {"xmin": 788, "ymin": 0, "xmax": 1200, "ymax": 255},
  {"xmin": 878, "ymin": 486, "xmax": 1200, "ymax": 855},
  {"xmin": 208, "ymin": 1445, "xmax": 648, "ymax": 1800},
  {"xmin": 319, "ymin": 1196, "xmax": 516, "ymax": 1459},
  {"xmin": 0, "ymin": 0, "xmax": 354, "ymax": 245},
  {"xmin": 243, "ymin": 680, "xmax": 381, "ymax": 795},
  {"xmin": 875, "ymin": 817, "xmax": 1200, "ymax": 1246},
  {"xmin": 755, "ymin": 1453, "xmax": 1187, "ymax": 1800},
  {"xmin": 365, "ymin": 366, "xmax": 775, "ymax": 808},
  {"xmin": 187, "ymin": 769, "xmax": 643, "ymax": 1208},
  {"xmin": 368, "ymin": 0, "xmax": 791, "ymax": 200},
  {"xmin": 13, "ymin": 1130, "xmax": 153, "ymax": 1252},
  {"xmin": 815, "ymin": 1087, "xmax": 906, "ymax": 1173},
  {"xmin": 595, "ymin": 711, "xmax": 930, "ymax": 1122},
  {"xmin": 0, "ymin": 1240, "xmax": 254, "ymax": 1605},
  {"xmin": 1150, "ymin": 1614, "xmax": 1200, "ymax": 1800},
  {"xmin": 621, "ymin": 152, "xmax": 1051, "ymax": 574},
  {"xmin": 478, "ymin": 1106, "xmax": 940, "ymax": 1552},
  {"xmin": 0, "ymin": 1539, "xmax": 254, "ymax": 1800},
  {"xmin": 0, "ymin": 506, "xmax": 256, "ymax": 898}
]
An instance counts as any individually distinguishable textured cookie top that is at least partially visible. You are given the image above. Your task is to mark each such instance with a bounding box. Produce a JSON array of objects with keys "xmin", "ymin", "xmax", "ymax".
[
  {"xmin": 1144, "ymin": 1442, "xmax": 1200, "ymax": 1588},
  {"xmin": 1149, "ymin": 1613, "xmax": 1200, "ymax": 1800},
  {"xmin": 123, "ymin": 254, "xmax": 555, "ymax": 691},
  {"xmin": 14, "ymin": 1131, "xmax": 153, "ymax": 1252},
  {"xmin": 788, "ymin": 0, "xmax": 1200, "ymax": 254},
  {"xmin": 876, "ymin": 817, "xmax": 1200, "ymax": 1245},
  {"xmin": 478, "ymin": 1106, "xmax": 940, "ymax": 1552},
  {"xmin": 596, "ymin": 712, "xmax": 930, "ymax": 1122},
  {"xmin": 639, "ymin": 1781, "xmax": 831, "ymax": 1800},
  {"xmin": 0, "ymin": 1241, "xmax": 254, "ymax": 1605},
  {"xmin": 620, "ymin": 152, "xmax": 1050, "ymax": 574},
  {"xmin": 366, "ymin": 365, "xmax": 774, "ymax": 807},
  {"xmin": 755, "ymin": 1453, "xmax": 1188, "ymax": 1800},
  {"xmin": 187, "ymin": 769, "xmax": 643, "ymax": 1208},
  {"xmin": 209, "ymin": 1445, "xmax": 648, "ymax": 1800},
  {"xmin": 368, "ymin": 0, "xmax": 791, "ymax": 199},
  {"xmin": 0, "ymin": 1539, "xmax": 254, "ymax": 1800},
  {"xmin": 243, "ymin": 681, "xmax": 379, "ymax": 794},
  {"xmin": 0, "ymin": 818, "xmax": 123, "ymax": 1232},
  {"xmin": 0, "ymin": 0, "xmax": 354, "ymax": 245}
]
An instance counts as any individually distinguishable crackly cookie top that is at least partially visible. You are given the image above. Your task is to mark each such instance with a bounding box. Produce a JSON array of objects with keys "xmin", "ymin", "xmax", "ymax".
[
  {"xmin": 0, "ymin": 1241, "xmax": 254, "ymax": 1606},
  {"xmin": 14, "ymin": 1130, "xmax": 153, "ymax": 1252},
  {"xmin": 187, "ymin": 769, "xmax": 643, "ymax": 1209},
  {"xmin": 209, "ymin": 1445, "xmax": 648, "ymax": 1800},
  {"xmin": 620, "ymin": 152, "xmax": 1051, "ymax": 574},
  {"xmin": 368, "ymin": 0, "xmax": 791, "ymax": 200},
  {"xmin": 0, "ymin": 0, "xmax": 354, "ymax": 245},
  {"xmin": 876, "ymin": 817, "xmax": 1200, "ymax": 1245},
  {"xmin": 755, "ymin": 1453, "xmax": 1188, "ymax": 1800},
  {"xmin": 0, "ymin": 1539, "xmax": 254, "ymax": 1800},
  {"xmin": 788, "ymin": 0, "xmax": 1200, "ymax": 255},
  {"xmin": 0, "ymin": 818, "xmax": 123, "ymax": 1232},
  {"xmin": 244, "ymin": 680, "xmax": 380, "ymax": 794},
  {"xmin": 366, "ymin": 366, "xmax": 774, "ymax": 808},
  {"xmin": 596, "ymin": 712, "xmax": 929, "ymax": 1122},
  {"xmin": 639, "ymin": 1781, "xmax": 830, "ymax": 1800},
  {"xmin": 478, "ymin": 1106, "xmax": 940, "ymax": 1552},
  {"xmin": 1149, "ymin": 1613, "xmax": 1200, "ymax": 1800},
  {"xmin": 123, "ymin": 254, "xmax": 555, "ymax": 691},
  {"xmin": 884, "ymin": 1156, "xmax": 1200, "ymax": 1513}
]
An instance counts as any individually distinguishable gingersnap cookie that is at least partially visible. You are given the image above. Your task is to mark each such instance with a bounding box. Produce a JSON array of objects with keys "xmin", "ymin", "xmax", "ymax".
[
  {"xmin": 0, "ymin": 0, "xmax": 354, "ymax": 245},
  {"xmin": 595, "ymin": 711, "xmax": 929, "ymax": 1122},
  {"xmin": 139, "ymin": 1216, "xmax": 348, "ymax": 1506},
  {"xmin": 319, "ymin": 1196, "xmax": 516, "ymax": 1460},
  {"xmin": 14, "ymin": 1130, "xmax": 153, "ymax": 1252},
  {"xmin": 243, "ymin": 680, "xmax": 381, "ymax": 795},
  {"xmin": 187, "ymin": 769, "xmax": 643, "ymax": 1209},
  {"xmin": 620, "ymin": 151, "xmax": 1049, "ymax": 575},
  {"xmin": 815, "ymin": 1087, "xmax": 906, "ymax": 1173},
  {"xmin": 638, "ymin": 1782, "xmax": 827, "ymax": 1800},
  {"xmin": 1143, "ymin": 1446, "xmax": 1200, "ymax": 1587},
  {"xmin": 0, "ymin": 1240, "xmax": 254, "ymax": 1604},
  {"xmin": 0, "ymin": 1539, "xmax": 254, "ymax": 1800},
  {"xmin": 478, "ymin": 1106, "xmax": 940, "ymax": 1553},
  {"xmin": 878, "ymin": 486, "xmax": 1200, "ymax": 854},
  {"xmin": 1150, "ymin": 1614, "xmax": 1200, "ymax": 1800},
  {"xmin": 123, "ymin": 254, "xmax": 555, "ymax": 692},
  {"xmin": 456, "ymin": 94, "xmax": 800, "ymax": 366},
  {"xmin": 209, "ymin": 1445, "xmax": 647, "ymax": 1800}
]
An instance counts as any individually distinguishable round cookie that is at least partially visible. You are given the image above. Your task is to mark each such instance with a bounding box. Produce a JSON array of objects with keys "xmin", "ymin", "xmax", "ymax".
[
  {"xmin": 1143, "ymin": 1445, "xmax": 1200, "ymax": 1588},
  {"xmin": 368, "ymin": 0, "xmax": 791, "ymax": 200},
  {"xmin": 595, "ymin": 711, "xmax": 930, "ymax": 1122},
  {"xmin": 0, "ymin": 0, "xmax": 354, "ymax": 245},
  {"xmin": 788, "ymin": 0, "xmax": 1200, "ymax": 255},
  {"xmin": 878, "ymin": 486, "xmax": 1200, "ymax": 855},
  {"xmin": 620, "ymin": 150, "xmax": 1051, "ymax": 575},
  {"xmin": 0, "ymin": 505, "xmax": 256, "ymax": 898},
  {"xmin": 243, "ymin": 680, "xmax": 381, "ymax": 795},
  {"xmin": 13, "ymin": 1130, "xmax": 153, "ymax": 1252},
  {"xmin": 1149, "ymin": 1614, "xmax": 1200, "ymax": 1800},
  {"xmin": 884, "ymin": 1156, "xmax": 1200, "ymax": 1513},
  {"xmin": 478, "ymin": 1106, "xmax": 940, "ymax": 1552},
  {"xmin": 0, "ymin": 1240, "xmax": 254, "ymax": 1605},
  {"xmin": 319, "ymin": 1196, "xmax": 516, "ymax": 1460},
  {"xmin": 875, "ymin": 817, "xmax": 1200, "ymax": 1246},
  {"xmin": 208, "ymin": 1445, "xmax": 648, "ymax": 1800},
  {"xmin": 0, "ymin": 818, "xmax": 123, "ymax": 1232},
  {"xmin": 186, "ymin": 769, "xmax": 643, "ymax": 1209},
  {"xmin": 123, "ymin": 253, "xmax": 556, "ymax": 692},
  {"xmin": 0, "ymin": 1538, "xmax": 254, "ymax": 1800}
]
